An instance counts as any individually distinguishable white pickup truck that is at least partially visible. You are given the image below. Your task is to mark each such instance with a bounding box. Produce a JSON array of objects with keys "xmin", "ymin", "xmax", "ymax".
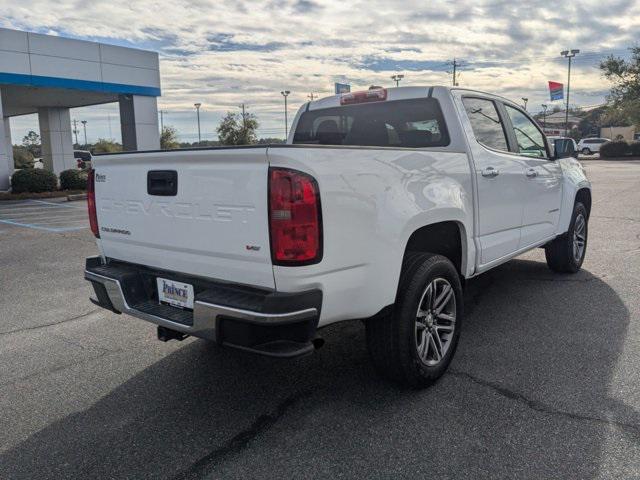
[{"xmin": 85, "ymin": 86, "xmax": 591, "ymax": 387}]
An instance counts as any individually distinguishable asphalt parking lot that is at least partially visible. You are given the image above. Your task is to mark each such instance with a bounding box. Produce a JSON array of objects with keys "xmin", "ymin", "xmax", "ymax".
[{"xmin": 1, "ymin": 160, "xmax": 639, "ymax": 479}]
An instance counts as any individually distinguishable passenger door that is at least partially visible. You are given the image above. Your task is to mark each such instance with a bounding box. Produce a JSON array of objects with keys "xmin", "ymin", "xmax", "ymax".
[
  {"xmin": 459, "ymin": 96, "xmax": 527, "ymax": 267},
  {"xmin": 502, "ymin": 104, "xmax": 563, "ymax": 248}
]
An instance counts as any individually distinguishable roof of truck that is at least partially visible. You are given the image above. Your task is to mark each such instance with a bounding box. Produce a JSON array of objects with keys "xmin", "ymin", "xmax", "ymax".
[{"xmin": 308, "ymin": 85, "xmax": 517, "ymax": 111}]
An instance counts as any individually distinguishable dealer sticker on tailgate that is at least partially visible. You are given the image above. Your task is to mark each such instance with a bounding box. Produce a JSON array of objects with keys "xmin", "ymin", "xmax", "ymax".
[{"xmin": 157, "ymin": 277, "xmax": 194, "ymax": 310}]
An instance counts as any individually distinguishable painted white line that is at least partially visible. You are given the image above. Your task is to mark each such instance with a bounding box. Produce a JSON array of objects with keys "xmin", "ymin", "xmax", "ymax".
[
  {"xmin": 0, "ymin": 210, "xmax": 79, "ymax": 218},
  {"xmin": 30, "ymin": 199, "xmax": 85, "ymax": 209},
  {"xmin": 22, "ymin": 217, "xmax": 89, "ymax": 225}
]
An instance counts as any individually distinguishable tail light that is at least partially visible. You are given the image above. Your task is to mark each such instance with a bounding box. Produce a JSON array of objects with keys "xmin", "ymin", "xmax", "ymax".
[
  {"xmin": 87, "ymin": 168, "xmax": 99, "ymax": 238},
  {"xmin": 269, "ymin": 167, "xmax": 322, "ymax": 265}
]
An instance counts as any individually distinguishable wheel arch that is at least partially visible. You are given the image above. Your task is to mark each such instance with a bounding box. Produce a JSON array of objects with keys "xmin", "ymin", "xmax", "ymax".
[
  {"xmin": 403, "ymin": 221, "xmax": 467, "ymax": 278},
  {"xmin": 575, "ymin": 188, "xmax": 592, "ymax": 218}
]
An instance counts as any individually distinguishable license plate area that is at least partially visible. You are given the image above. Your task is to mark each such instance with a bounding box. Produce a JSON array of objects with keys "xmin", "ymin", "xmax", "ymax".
[{"xmin": 156, "ymin": 277, "xmax": 194, "ymax": 310}]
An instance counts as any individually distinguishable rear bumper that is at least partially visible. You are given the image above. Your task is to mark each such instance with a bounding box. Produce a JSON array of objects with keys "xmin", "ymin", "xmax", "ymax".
[{"xmin": 84, "ymin": 256, "xmax": 321, "ymax": 358}]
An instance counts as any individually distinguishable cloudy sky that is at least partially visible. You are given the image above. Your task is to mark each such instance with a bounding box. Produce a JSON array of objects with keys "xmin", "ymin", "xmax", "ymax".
[{"xmin": 3, "ymin": 0, "xmax": 639, "ymax": 143}]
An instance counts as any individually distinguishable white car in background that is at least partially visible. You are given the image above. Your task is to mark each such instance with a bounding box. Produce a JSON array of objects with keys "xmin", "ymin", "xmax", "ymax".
[{"xmin": 577, "ymin": 137, "xmax": 610, "ymax": 155}]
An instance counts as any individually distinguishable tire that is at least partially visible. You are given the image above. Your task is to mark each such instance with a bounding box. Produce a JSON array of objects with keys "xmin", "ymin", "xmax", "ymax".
[
  {"xmin": 366, "ymin": 253, "xmax": 463, "ymax": 388},
  {"xmin": 545, "ymin": 202, "xmax": 588, "ymax": 273},
  {"xmin": 581, "ymin": 148, "xmax": 591, "ymax": 155}
]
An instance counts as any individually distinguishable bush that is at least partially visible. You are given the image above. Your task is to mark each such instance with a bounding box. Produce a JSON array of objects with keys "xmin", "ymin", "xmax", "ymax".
[
  {"xmin": 630, "ymin": 141, "xmax": 640, "ymax": 156},
  {"xmin": 11, "ymin": 169, "xmax": 58, "ymax": 193},
  {"xmin": 599, "ymin": 140, "xmax": 631, "ymax": 158},
  {"xmin": 59, "ymin": 169, "xmax": 88, "ymax": 190},
  {"xmin": 13, "ymin": 146, "xmax": 35, "ymax": 169}
]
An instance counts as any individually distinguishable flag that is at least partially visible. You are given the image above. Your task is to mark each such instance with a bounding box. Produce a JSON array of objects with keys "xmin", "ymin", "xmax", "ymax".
[{"xmin": 549, "ymin": 81, "xmax": 564, "ymax": 101}]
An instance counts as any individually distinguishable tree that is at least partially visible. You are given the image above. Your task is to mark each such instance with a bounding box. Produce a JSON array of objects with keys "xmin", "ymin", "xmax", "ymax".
[
  {"xmin": 160, "ymin": 126, "xmax": 180, "ymax": 150},
  {"xmin": 91, "ymin": 139, "xmax": 122, "ymax": 154},
  {"xmin": 216, "ymin": 111, "xmax": 258, "ymax": 145},
  {"xmin": 22, "ymin": 131, "xmax": 41, "ymax": 158},
  {"xmin": 600, "ymin": 47, "xmax": 640, "ymax": 126},
  {"xmin": 13, "ymin": 146, "xmax": 34, "ymax": 169}
]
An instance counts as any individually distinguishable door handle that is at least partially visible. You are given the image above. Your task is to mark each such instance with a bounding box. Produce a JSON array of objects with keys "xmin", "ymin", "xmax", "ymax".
[
  {"xmin": 481, "ymin": 167, "xmax": 499, "ymax": 178},
  {"xmin": 525, "ymin": 168, "xmax": 538, "ymax": 178}
]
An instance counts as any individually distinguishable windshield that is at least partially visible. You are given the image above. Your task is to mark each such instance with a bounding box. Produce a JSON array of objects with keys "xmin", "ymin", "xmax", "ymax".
[{"xmin": 293, "ymin": 98, "xmax": 449, "ymax": 148}]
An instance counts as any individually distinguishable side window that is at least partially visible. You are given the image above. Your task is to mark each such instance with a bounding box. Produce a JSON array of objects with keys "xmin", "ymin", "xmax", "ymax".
[
  {"xmin": 504, "ymin": 105, "xmax": 547, "ymax": 158},
  {"xmin": 462, "ymin": 97, "xmax": 508, "ymax": 151}
]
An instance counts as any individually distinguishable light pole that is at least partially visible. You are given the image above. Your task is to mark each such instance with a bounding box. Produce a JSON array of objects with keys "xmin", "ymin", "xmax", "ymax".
[
  {"xmin": 81, "ymin": 120, "xmax": 87, "ymax": 146},
  {"xmin": 194, "ymin": 103, "xmax": 202, "ymax": 144},
  {"xmin": 561, "ymin": 49, "xmax": 580, "ymax": 136},
  {"xmin": 391, "ymin": 74, "xmax": 404, "ymax": 87},
  {"xmin": 281, "ymin": 91, "xmax": 290, "ymax": 140},
  {"xmin": 541, "ymin": 104, "xmax": 548, "ymax": 132},
  {"xmin": 521, "ymin": 97, "xmax": 528, "ymax": 110}
]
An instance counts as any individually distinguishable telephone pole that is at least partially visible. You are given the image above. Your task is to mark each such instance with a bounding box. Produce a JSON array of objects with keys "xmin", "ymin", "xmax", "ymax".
[
  {"xmin": 448, "ymin": 59, "xmax": 464, "ymax": 86},
  {"xmin": 541, "ymin": 104, "xmax": 548, "ymax": 132},
  {"xmin": 561, "ymin": 49, "xmax": 580, "ymax": 136},
  {"xmin": 72, "ymin": 119, "xmax": 79, "ymax": 146},
  {"xmin": 159, "ymin": 110, "xmax": 164, "ymax": 132},
  {"xmin": 308, "ymin": 92, "xmax": 317, "ymax": 101}
]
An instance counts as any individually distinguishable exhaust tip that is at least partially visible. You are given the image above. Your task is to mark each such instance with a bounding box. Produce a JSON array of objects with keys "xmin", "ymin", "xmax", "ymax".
[{"xmin": 312, "ymin": 337, "xmax": 325, "ymax": 350}]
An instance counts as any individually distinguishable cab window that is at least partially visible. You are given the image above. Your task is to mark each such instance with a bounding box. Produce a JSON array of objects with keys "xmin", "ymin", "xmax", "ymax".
[
  {"xmin": 504, "ymin": 105, "xmax": 547, "ymax": 158},
  {"xmin": 462, "ymin": 97, "xmax": 508, "ymax": 151}
]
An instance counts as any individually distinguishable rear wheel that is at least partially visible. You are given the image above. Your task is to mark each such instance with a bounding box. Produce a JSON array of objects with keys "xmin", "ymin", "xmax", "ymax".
[
  {"xmin": 366, "ymin": 253, "xmax": 463, "ymax": 388},
  {"xmin": 545, "ymin": 202, "xmax": 588, "ymax": 273},
  {"xmin": 581, "ymin": 147, "xmax": 591, "ymax": 155}
]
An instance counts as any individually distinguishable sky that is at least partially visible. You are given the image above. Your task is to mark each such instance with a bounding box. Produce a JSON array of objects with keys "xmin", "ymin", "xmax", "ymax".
[{"xmin": 2, "ymin": 0, "xmax": 639, "ymax": 144}]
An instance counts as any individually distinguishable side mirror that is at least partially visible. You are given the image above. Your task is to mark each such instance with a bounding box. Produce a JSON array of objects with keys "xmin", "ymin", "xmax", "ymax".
[{"xmin": 553, "ymin": 138, "xmax": 576, "ymax": 160}]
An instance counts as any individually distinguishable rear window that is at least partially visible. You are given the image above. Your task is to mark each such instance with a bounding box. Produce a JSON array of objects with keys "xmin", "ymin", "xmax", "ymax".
[{"xmin": 293, "ymin": 98, "xmax": 449, "ymax": 148}]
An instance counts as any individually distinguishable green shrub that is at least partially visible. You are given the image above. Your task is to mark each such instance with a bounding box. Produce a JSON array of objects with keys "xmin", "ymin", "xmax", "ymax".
[
  {"xmin": 599, "ymin": 140, "xmax": 631, "ymax": 158},
  {"xmin": 59, "ymin": 169, "xmax": 88, "ymax": 190},
  {"xmin": 629, "ymin": 142, "xmax": 640, "ymax": 156},
  {"xmin": 11, "ymin": 169, "xmax": 58, "ymax": 193}
]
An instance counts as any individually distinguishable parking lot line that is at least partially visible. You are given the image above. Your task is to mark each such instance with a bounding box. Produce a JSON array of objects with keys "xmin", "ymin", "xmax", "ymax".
[
  {"xmin": 0, "ymin": 199, "xmax": 88, "ymax": 232},
  {"xmin": 0, "ymin": 218, "xmax": 86, "ymax": 232}
]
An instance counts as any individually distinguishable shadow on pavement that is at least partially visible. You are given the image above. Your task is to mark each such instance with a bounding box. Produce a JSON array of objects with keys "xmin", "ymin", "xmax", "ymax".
[{"xmin": 1, "ymin": 259, "xmax": 636, "ymax": 479}]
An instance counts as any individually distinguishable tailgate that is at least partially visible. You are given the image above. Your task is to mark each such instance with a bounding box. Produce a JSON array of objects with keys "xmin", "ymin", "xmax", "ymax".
[{"xmin": 93, "ymin": 148, "xmax": 274, "ymax": 289}]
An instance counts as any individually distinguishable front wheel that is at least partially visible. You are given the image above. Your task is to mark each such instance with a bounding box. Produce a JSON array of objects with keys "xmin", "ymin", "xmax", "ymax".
[
  {"xmin": 581, "ymin": 147, "xmax": 591, "ymax": 155},
  {"xmin": 366, "ymin": 253, "xmax": 463, "ymax": 388},
  {"xmin": 545, "ymin": 202, "xmax": 588, "ymax": 273}
]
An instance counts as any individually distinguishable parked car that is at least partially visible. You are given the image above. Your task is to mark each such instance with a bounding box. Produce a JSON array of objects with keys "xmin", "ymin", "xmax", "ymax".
[
  {"xmin": 577, "ymin": 137, "xmax": 610, "ymax": 155},
  {"xmin": 84, "ymin": 86, "xmax": 591, "ymax": 388},
  {"xmin": 74, "ymin": 150, "xmax": 92, "ymax": 169}
]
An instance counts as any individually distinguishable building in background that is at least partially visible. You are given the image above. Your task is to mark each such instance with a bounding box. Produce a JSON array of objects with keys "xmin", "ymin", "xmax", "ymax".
[{"xmin": 0, "ymin": 27, "xmax": 161, "ymax": 190}]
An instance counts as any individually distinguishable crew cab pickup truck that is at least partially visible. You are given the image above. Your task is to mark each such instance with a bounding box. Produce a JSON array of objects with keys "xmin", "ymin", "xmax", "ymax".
[{"xmin": 85, "ymin": 86, "xmax": 591, "ymax": 387}]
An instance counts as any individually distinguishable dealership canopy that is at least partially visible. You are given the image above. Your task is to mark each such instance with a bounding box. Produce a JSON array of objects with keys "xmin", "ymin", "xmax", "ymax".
[{"xmin": 0, "ymin": 27, "xmax": 162, "ymax": 190}]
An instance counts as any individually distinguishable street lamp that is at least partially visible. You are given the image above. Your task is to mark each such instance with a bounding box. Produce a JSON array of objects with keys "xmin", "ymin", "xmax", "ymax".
[
  {"xmin": 391, "ymin": 74, "xmax": 404, "ymax": 87},
  {"xmin": 561, "ymin": 49, "xmax": 580, "ymax": 136},
  {"xmin": 194, "ymin": 103, "xmax": 202, "ymax": 144},
  {"xmin": 541, "ymin": 104, "xmax": 548, "ymax": 132},
  {"xmin": 521, "ymin": 97, "xmax": 528, "ymax": 110},
  {"xmin": 81, "ymin": 120, "xmax": 88, "ymax": 146},
  {"xmin": 281, "ymin": 91, "xmax": 290, "ymax": 140}
]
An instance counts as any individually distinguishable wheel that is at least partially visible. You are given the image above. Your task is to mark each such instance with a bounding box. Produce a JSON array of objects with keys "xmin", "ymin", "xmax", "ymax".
[
  {"xmin": 581, "ymin": 148, "xmax": 591, "ymax": 155},
  {"xmin": 366, "ymin": 253, "xmax": 463, "ymax": 388},
  {"xmin": 545, "ymin": 202, "xmax": 588, "ymax": 273}
]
